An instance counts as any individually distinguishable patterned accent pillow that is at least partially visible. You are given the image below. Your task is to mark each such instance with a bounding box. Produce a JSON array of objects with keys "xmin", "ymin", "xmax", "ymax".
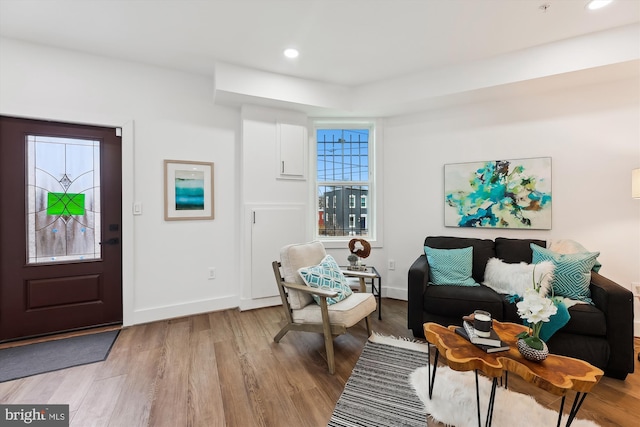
[
  {"xmin": 530, "ymin": 244, "xmax": 599, "ymax": 304},
  {"xmin": 424, "ymin": 246, "xmax": 479, "ymax": 287},
  {"xmin": 298, "ymin": 254, "xmax": 353, "ymax": 305}
]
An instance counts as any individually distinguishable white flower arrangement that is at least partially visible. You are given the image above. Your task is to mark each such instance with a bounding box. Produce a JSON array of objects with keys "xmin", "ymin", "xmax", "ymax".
[{"xmin": 515, "ymin": 265, "xmax": 558, "ymax": 350}]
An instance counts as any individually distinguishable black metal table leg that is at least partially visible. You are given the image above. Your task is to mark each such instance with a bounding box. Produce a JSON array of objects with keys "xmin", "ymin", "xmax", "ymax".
[
  {"xmin": 475, "ymin": 371, "xmax": 482, "ymax": 427},
  {"xmin": 376, "ymin": 275, "xmax": 382, "ymax": 320},
  {"xmin": 485, "ymin": 377, "xmax": 498, "ymax": 427},
  {"xmin": 566, "ymin": 392, "xmax": 588, "ymax": 427},
  {"xmin": 428, "ymin": 345, "xmax": 439, "ymax": 399},
  {"xmin": 557, "ymin": 395, "xmax": 566, "ymax": 427},
  {"xmin": 474, "ymin": 371, "xmax": 498, "ymax": 427},
  {"xmin": 557, "ymin": 392, "xmax": 589, "ymax": 427}
]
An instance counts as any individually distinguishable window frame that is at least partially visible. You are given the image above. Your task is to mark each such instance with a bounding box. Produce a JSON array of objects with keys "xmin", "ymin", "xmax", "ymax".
[
  {"xmin": 311, "ymin": 120, "xmax": 382, "ymax": 249},
  {"xmin": 348, "ymin": 194, "xmax": 356, "ymax": 209}
]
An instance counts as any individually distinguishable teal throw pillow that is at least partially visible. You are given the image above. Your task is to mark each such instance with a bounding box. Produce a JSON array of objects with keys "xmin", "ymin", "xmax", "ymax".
[
  {"xmin": 298, "ymin": 254, "xmax": 353, "ymax": 305},
  {"xmin": 530, "ymin": 244, "xmax": 599, "ymax": 304},
  {"xmin": 424, "ymin": 246, "xmax": 478, "ymax": 287}
]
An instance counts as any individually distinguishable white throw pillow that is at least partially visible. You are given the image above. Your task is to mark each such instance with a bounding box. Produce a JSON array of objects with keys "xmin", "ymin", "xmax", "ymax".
[{"xmin": 483, "ymin": 258, "xmax": 555, "ymax": 297}]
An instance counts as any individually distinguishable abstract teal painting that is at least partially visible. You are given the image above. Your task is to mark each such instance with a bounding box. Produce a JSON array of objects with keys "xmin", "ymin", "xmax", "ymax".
[
  {"xmin": 164, "ymin": 160, "xmax": 214, "ymax": 221},
  {"xmin": 444, "ymin": 157, "xmax": 552, "ymax": 229},
  {"xmin": 174, "ymin": 170, "xmax": 205, "ymax": 210}
]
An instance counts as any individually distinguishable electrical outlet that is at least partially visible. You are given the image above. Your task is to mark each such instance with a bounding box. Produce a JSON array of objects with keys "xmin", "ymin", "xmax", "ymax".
[
  {"xmin": 208, "ymin": 267, "xmax": 216, "ymax": 280},
  {"xmin": 388, "ymin": 259, "xmax": 396, "ymax": 270},
  {"xmin": 632, "ymin": 282, "xmax": 640, "ymax": 296}
]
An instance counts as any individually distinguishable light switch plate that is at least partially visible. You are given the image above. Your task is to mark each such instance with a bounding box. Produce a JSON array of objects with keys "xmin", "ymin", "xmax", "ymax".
[{"xmin": 133, "ymin": 202, "xmax": 142, "ymax": 215}]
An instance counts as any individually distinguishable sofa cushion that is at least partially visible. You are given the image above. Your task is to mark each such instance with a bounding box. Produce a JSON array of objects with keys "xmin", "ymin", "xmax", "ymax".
[
  {"xmin": 502, "ymin": 293, "xmax": 606, "ymax": 337},
  {"xmin": 424, "ymin": 236, "xmax": 495, "ymax": 283},
  {"xmin": 423, "ymin": 284, "xmax": 504, "ymax": 321},
  {"xmin": 424, "ymin": 246, "xmax": 478, "ymax": 287},
  {"xmin": 531, "ymin": 244, "xmax": 599, "ymax": 304},
  {"xmin": 564, "ymin": 303, "xmax": 607, "ymax": 336},
  {"xmin": 546, "ymin": 332, "xmax": 610, "ymax": 370},
  {"xmin": 495, "ymin": 237, "xmax": 546, "ymax": 263}
]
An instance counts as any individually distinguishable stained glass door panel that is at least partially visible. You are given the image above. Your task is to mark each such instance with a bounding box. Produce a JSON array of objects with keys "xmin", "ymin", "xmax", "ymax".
[{"xmin": 27, "ymin": 135, "xmax": 101, "ymax": 263}]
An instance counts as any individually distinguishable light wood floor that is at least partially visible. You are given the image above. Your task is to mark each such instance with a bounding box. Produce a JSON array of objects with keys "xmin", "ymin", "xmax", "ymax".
[{"xmin": 0, "ymin": 299, "xmax": 638, "ymax": 427}]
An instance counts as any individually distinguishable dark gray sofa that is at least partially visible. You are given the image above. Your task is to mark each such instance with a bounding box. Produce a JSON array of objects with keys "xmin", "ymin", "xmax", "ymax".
[{"xmin": 408, "ymin": 236, "xmax": 635, "ymax": 380}]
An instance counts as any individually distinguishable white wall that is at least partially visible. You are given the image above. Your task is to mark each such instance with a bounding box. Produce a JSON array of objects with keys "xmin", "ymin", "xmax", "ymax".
[
  {"xmin": 0, "ymin": 38, "xmax": 240, "ymax": 325},
  {"xmin": 381, "ymin": 77, "xmax": 640, "ymax": 333},
  {"xmin": 2, "ymin": 37, "xmax": 638, "ymax": 333}
]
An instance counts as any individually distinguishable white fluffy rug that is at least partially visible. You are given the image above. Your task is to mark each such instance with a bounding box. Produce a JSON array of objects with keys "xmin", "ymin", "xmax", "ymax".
[{"xmin": 410, "ymin": 365, "xmax": 600, "ymax": 427}]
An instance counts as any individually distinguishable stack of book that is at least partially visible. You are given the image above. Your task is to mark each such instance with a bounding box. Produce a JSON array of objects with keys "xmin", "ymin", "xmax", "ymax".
[{"xmin": 455, "ymin": 320, "xmax": 510, "ymax": 353}]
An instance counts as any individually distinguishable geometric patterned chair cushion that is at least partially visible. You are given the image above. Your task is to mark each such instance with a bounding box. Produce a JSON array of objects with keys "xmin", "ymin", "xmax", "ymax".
[
  {"xmin": 424, "ymin": 246, "xmax": 479, "ymax": 287},
  {"xmin": 298, "ymin": 254, "xmax": 353, "ymax": 305},
  {"xmin": 531, "ymin": 244, "xmax": 599, "ymax": 304}
]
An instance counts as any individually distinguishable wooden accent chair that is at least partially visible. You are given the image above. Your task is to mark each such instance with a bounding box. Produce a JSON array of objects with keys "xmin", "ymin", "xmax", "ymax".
[{"xmin": 272, "ymin": 241, "xmax": 377, "ymax": 374}]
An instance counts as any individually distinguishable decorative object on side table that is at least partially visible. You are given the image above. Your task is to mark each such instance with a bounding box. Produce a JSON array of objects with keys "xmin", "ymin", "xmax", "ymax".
[
  {"xmin": 515, "ymin": 265, "xmax": 558, "ymax": 362},
  {"xmin": 347, "ymin": 238, "xmax": 371, "ymax": 271},
  {"xmin": 347, "ymin": 253, "xmax": 359, "ymax": 269}
]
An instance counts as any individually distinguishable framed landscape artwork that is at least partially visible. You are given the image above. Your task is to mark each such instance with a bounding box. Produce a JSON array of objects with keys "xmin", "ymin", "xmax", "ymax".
[
  {"xmin": 164, "ymin": 160, "xmax": 214, "ymax": 221},
  {"xmin": 444, "ymin": 157, "xmax": 552, "ymax": 229}
]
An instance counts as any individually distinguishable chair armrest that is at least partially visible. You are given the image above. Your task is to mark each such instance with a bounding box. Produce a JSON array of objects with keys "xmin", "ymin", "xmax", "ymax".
[
  {"xmin": 590, "ymin": 271, "xmax": 635, "ymax": 378},
  {"xmin": 342, "ymin": 270, "xmax": 376, "ymax": 292},
  {"xmin": 281, "ymin": 281, "xmax": 339, "ymax": 298},
  {"xmin": 407, "ymin": 255, "xmax": 430, "ymax": 337}
]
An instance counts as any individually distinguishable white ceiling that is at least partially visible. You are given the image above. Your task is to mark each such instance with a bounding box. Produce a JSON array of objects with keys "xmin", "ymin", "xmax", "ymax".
[{"xmin": 1, "ymin": 0, "xmax": 639, "ymax": 87}]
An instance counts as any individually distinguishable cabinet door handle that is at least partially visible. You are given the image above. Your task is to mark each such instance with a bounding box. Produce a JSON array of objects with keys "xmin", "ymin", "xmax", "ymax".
[{"xmin": 281, "ymin": 161, "xmax": 285, "ymax": 173}]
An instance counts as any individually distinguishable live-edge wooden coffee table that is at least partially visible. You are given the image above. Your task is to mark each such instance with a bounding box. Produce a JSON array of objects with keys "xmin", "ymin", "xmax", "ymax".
[{"xmin": 423, "ymin": 321, "xmax": 603, "ymax": 427}]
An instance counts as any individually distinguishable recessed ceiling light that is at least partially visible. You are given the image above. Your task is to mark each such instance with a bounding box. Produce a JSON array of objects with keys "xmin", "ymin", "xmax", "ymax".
[
  {"xmin": 284, "ymin": 48, "xmax": 299, "ymax": 59},
  {"xmin": 586, "ymin": 0, "xmax": 613, "ymax": 10}
]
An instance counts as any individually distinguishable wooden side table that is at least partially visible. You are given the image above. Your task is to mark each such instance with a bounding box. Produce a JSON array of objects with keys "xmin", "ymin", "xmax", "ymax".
[{"xmin": 424, "ymin": 321, "xmax": 603, "ymax": 427}]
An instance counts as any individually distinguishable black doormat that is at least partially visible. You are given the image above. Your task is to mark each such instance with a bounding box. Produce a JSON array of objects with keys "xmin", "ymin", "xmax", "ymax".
[{"xmin": 0, "ymin": 330, "xmax": 119, "ymax": 382}]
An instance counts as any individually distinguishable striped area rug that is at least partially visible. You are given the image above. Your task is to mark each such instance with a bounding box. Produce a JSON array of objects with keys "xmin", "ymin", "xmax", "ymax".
[{"xmin": 328, "ymin": 334, "xmax": 429, "ymax": 427}]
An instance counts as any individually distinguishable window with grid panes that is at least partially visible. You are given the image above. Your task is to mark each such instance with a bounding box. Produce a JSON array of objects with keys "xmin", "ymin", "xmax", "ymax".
[{"xmin": 316, "ymin": 127, "xmax": 372, "ymax": 239}]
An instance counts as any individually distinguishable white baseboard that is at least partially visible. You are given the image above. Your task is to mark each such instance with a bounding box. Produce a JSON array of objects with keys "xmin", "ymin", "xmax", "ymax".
[
  {"xmin": 384, "ymin": 285, "xmax": 408, "ymax": 301},
  {"xmin": 126, "ymin": 285, "xmax": 411, "ymax": 327},
  {"xmin": 129, "ymin": 295, "xmax": 239, "ymax": 326},
  {"xmin": 238, "ymin": 296, "xmax": 282, "ymax": 311},
  {"xmin": 634, "ymin": 320, "xmax": 640, "ymax": 338}
]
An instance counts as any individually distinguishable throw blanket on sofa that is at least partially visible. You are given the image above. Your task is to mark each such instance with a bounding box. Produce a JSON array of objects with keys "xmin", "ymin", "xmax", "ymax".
[
  {"xmin": 540, "ymin": 297, "xmax": 571, "ymax": 341},
  {"xmin": 507, "ymin": 294, "xmax": 572, "ymax": 341}
]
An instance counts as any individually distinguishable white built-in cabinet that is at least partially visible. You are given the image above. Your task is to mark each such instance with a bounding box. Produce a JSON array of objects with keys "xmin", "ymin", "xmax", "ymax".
[
  {"xmin": 240, "ymin": 106, "xmax": 310, "ymax": 308},
  {"xmin": 277, "ymin": 123, "xmax": 306, "ymax": 179},
  {"xmin": 249, "ymin": 205, "xmax": 306, "ymax": 299}
]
